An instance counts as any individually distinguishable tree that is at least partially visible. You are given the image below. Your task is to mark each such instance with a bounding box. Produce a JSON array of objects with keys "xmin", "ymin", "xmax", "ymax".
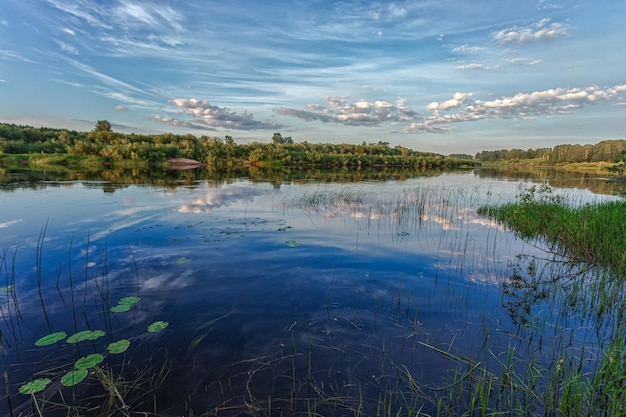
[
  {"xmin": 94, "ymin": 120, "xmax": 112, "ymax": 132},
  {"xmin": 272, "ymin": 132, "xmax": 294, "ymax": 145}
]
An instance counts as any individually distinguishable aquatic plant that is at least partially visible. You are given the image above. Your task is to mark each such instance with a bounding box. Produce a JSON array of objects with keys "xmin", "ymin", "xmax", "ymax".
[
  {"xmin": 18, "ymin": 378, "xmax": 51, "ymax": 394},
  {"xmin": 34, "ymin": 331, "xmax": 67, "ymax": 347},
  {"xmin": 66, "ymin": 329, "xmax": 106, "ymax": 343},
  {"xmin": 147, "ymin": 321, "xmax": 169, "ymax": 333},
  {"xmin": 108, "ymin": 339, "xmax": 131, "ymax": 354}
]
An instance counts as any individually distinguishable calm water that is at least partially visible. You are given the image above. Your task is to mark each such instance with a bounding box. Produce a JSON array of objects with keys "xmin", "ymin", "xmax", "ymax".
[{"xmin": 0, "ymin": 167, "xmax": 623, "ymax": 416}]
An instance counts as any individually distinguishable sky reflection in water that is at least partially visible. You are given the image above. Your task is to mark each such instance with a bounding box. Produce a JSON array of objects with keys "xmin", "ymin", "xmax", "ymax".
[{"xmin": 0, "ymin": 171, "xmax": 621, "ymax": 415}]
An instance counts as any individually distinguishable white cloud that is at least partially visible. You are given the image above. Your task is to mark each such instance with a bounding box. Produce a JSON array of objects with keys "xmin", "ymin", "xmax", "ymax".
[
  {"xmin": 115, "ymin": 105, "xmax": 128, "ymax": 112},
  {"xmin": 502, "ymin": 58, "xmax": 542, "ymax": 66},
  {"xmin": 455, "ymin": 63, "xmax": 500, "ymax": 71},
  {"xmin": 0, "ymin": 220, "xmax": 22, "ymax": 228},
  {"xmin": 494, "ymin": 19, "xmax": 569, "ymax": 44},
  {"xmin": 405, "ymin": 84, "xmax": 626, "ymax": 134},
  {"xmin": 452, "ymin": 45, "xmax": 484, "ymax": 53},
  {"xmin": 57, "ymin": 40, "xmax": 79, "ymax": 55},
  {"xmin": 0, "ymin": 49, "xmax": 38, "ymax": 64},
  {"xmin": 156, "ymin": 99, "xmax": 283, "ymax": 131},
  {"xmin": 278, "ymin": 96, "xmax": 420, "ymax": 127}
]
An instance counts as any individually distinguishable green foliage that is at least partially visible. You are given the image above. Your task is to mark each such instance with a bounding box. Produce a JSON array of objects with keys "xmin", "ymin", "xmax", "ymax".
[
  {"xmin": 75, "ymin": 353, "xmax": 104, "ymax": 369},
  {"xmin": 66, "ymin": 329, "xmax": 106, "ymax": 343},
  {"xmin": 1, "ymin": 122, "xmax": 472, "ymax": 169},
  {"xmin": 19, "ymin": 378, "xmax": 52, "ymax": 394},
  {"xmin": 147, "ymin": 321, "xmax": 169, "ymax": 333},
  {"xmin": 34, "ymin": 331, "xmax": 67, "ymax": 346},
  {"xmin": 475, "ymin": 140, "xmax": 626, "ymax": 164},
  {"xmin": 107, "ymin": 339, "xmax": 131, "ymax": 354},
  {"xmin": 61, "ymin": 369, "xmax": 88, "ymax": 387},
  {"xmin": 478, "ymin": 185, "xmax": 626, "ymax": 278}
]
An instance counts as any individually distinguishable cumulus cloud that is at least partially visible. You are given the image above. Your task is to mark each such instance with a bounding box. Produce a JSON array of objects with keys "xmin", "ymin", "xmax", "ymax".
[
  {"xmin": 154, "ymin": 99, "xmax": 283, "ymax": 131},
  {"xmin": 494, "ymin": 18, "xmax": 569, "ymax": 44},
  {"xmin": 406, "ymin": 84, "xmax": 626, "ymax": 134},
  {"xmin": 278, "ymin": 96, "xmax": 419, "ymax": 127},
  {"xmin": 115, "ymin": 105, "xmax": 128, "ymax": 112}
]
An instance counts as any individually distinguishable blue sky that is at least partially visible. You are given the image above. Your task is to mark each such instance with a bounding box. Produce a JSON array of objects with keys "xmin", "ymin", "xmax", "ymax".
[{"xmin": 1, "ymin": 0, "xmax": 625, "ymax": 154}]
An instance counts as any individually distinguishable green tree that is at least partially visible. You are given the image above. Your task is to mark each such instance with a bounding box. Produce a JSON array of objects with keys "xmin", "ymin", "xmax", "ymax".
[
  {"xmin": 272, "ymin": 132, "xmax": 294, "ymax": 145},
  {"xmin": 94, "ymin": 120, "xmax": 112, "ymax": 132}
]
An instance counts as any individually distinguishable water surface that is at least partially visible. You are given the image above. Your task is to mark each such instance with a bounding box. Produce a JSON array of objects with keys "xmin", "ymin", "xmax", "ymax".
[{"xmin": 0, "ymin": 167, "xmax": 622, "ymax": 416}]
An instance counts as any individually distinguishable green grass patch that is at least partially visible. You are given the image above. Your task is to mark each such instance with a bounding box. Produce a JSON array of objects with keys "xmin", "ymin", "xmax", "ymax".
[{"xmin": 478, "ymin": 185, "xmax": 626, "ymax": 278}]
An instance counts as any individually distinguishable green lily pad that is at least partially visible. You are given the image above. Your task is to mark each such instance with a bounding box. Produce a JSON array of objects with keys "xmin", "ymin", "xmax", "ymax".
[
  {"xmin": 285, "ymin": 239, "xmax": 299, "ymax": 248},
  {"xmin": 0, "ymin": 285, "xmax": 13, "ymax": 292},
  {"xmin": 175, "ymin": 258, "xmax": 189, "ymax": 265},
  {"xmin": 147, "ymin": 321, "xmax": 169, "ymax": 333},
  {"xmin": 111, "ymin": 304, "xmax": 132, "ymax": 313},
  {"xmin": 19, "ymin": 378, "xmax": 51, "ymax": 394},
  {"xmin": 118, "ymin": 296, "xmax": 140, "ymax": 306},
  {"xmin": 397, "ymin": 232, "xmax": 410, "ymax": 237},
  {"xmin": 61, "ymin": 369, "xmax": 88, "ymax": 387},
  {"xmin": 107, "ymin": 339, "xmax": 130, "ymax": 354},
  {"xmin": 35, "ymin": 331, "xmax": 67, "ymax": 347},
  {"xmin": 75, "ymin": 354, "xmax": 104, "ymax": 370},
  {"xmin": 67, "ymin": 330, "xmax": 105, "ymax": 344}
]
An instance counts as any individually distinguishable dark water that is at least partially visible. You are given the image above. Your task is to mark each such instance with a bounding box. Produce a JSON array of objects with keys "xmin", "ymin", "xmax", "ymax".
[{"xmin": 0, "ymin": 167, "xmax": 623, "ymax": 416}]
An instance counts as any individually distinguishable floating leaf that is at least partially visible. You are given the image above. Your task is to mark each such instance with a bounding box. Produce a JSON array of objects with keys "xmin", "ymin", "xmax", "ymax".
[
  {"xmin": 397, "ymin": 232, "xmax": 410, "ymax": 237},
  {"xmin": 107, "ymin": 339, "xmax": 130, "ymax": 354},
  {"xmin": 67, "ymin": 330, "xmax": 105, "ymax": 344},
  {"xmin": 35, "ymin": 331, "xmax": 67, "ymax": 347},
  {"xmin": 61, "ymin": 369, "xmax": 88, "ymax": 387},
  {"xmin": 175, "ymin": 258, "xmax": 189, "ymax": 265},
  {"xmin": 118, "ymin": 296, "xmax": 140, "ymax": 306},
  {"xmin": 19, "ymin": 378, "xmax": 51, "ymax": 394},
  {"xmin": 0, "ymin": 285, "xmax": 13, "ymax": 293},
  {"xmin": 147, "ymin": 321, "xmax": 169, "ymax": 333},
  {"xmin": 285, "ymin": 240, "xmax": 299, "ymax": 248},
  {"xmin": 75, "ymin": 354, "xmax": 104, "ymax": 370},
  {"xmin": 111, "ymin": 304, "xmax": 132, "ymax": 313}
]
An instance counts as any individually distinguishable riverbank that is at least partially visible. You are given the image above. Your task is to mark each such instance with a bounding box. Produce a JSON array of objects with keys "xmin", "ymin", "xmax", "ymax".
[{"xmin": 481, "ymin": 159, "xmax": 617, "ymax": 174}]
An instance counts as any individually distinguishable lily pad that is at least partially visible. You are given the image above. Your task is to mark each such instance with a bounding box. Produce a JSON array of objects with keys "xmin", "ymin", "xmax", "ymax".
[
  {"xmin": 285, "ymin": 239, "xmax": 299, "ymax": 248},
  {"xmin": 118, "ymin": 296, "xmax": 140, "ymax": 306},
  {"xmin": 61, "ymin": 369, "xmax": 88, "ymax": 387},
  {"xmin": 107, "ymin": 339, "xmax": 130, "ymax": 354},
  {"xmin": 35, "ymin": 331, "xmax": 67, "ymax": 347},
  {"xmin": 147, "ymin": 321, "xmax": 169, "ymax": 333},
  {"xmin": 19, "ymin": 378, "xmax": 51, "ymax": 394},
  {"xmin": 397, "ymin": 232, "xmax": 410, "ymax": 237},
  {"xmin": 75, "ymin": 353, "xmax": 104, "ymax": 370},
  {"xmin": 67, "ymin": 330, "xmax": 105, "ymax": 344},
  {"xmin": 175, "ymin": 258, "xmax": 189, "ymax": 265},
  {"xmin": 111, "ymin": 304, "xmax": 132, "ymax": 313},
  {"xmin": 0, "ymin": 285, "xmax": 13, "ymax": 292}
]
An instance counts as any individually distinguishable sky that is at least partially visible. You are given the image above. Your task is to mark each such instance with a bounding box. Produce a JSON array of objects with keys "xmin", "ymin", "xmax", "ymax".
[{"xmin": 1, "ymin": 0, "xmax": 625, "ymax": 154}]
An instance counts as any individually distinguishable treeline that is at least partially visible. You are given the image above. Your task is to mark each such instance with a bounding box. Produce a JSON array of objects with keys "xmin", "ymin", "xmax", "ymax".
[
  {"xmin": 475, "ymin": 140, "xmax": 626, "ymax": 163},
  {"xmin": 0, "ymin": 122, "xmax": 470, "ymax": 169}
]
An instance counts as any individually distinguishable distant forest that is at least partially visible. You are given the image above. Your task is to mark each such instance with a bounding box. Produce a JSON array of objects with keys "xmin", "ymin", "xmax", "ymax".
[
  {"xmin": 474, "ymin": 140, "xmax": 626, "ymax": 163},
  {"xmin": 0, "ymin": 121, "xmax": 470, "ymax": 169},
  {"xmin": 1, "ymin": 121, "xmax": 624, "ymax": 170}
]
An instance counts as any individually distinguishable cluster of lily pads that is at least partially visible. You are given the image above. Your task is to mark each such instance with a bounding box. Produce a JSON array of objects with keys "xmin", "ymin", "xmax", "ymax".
[{"xmin": 18, "ymin": 295, "xmax": 169, "ymax": 396}]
